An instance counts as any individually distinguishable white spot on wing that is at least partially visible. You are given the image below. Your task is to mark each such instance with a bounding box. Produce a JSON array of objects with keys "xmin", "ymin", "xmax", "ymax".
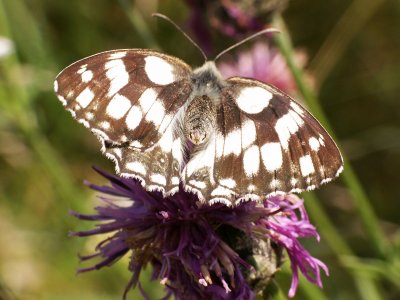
[
  {"xmin": 275, "ymin": 111, "xmax": 304, "ymax": 149},
  {"xmin": 189, "ymin": 180, "xmax": 206, "ymax": 189},
  {"xmin": 209, "ymin": 198, "xmax": 232, "ymax": 206},
  {"xmin": 321, "ymin": 178, "xmax": 332, "ymax": 184},
  {"xmin": 211, "ymin": 186, "xmax": 233, "ymax": 197},
  {"xmin": 158, "ymin": 125, "xmax": 174, "ymax": 152},
  {"xmin": 77, "ymin": 64, "xmax": 87, "ymax": 74},
  {"xmin": 125, "ymin": 106, "xmax": 142, "ymax": 130},
  {"xmin": 100, "ymin": 121, "xmax": 110, "ymax": 130},
  {"xmin": 139, "ymin": 88, "xmax": 158, "ymax": 112},
  {"xmin": 290, "ymin": 101, "xmax": 305, "ymax": 116},
  {"xmin": 111, "ymin": 148, "xmax": 122, "ymax": 159},
  {"xmin": 159, "ymin": 114, "xmax": 173, "ymax": 133},
  {"xmin": 261, "ymin": 142, "xmax": 283, "ymax": 171},
  {"xmin": 223, "ymin": 129, "xmax": 241, "ymax": 156},
  {"xmin": 299, "ymin": 154, "xmax": 315, "ymax": 176},
  {"xmin": 241, "ymin": 119, "xmax": 256, "ymax": 149},
  {"xmin": 172, "ymin": 138, "xmax": 183, "ymax": 163},
  {"xmin": 106, "ymin": 94, "xmax": 131, "ymax": 119},
  {"xmin": 105, "ymin": 59, "xmax": 129, "ymax": 97},
  {"xmin": 151, "ymin": 174, "xmax": 167, "ymax": 186},
  {"xmin": 171, "ymin": 176, "xmax": 179, "ymax": 185},
  {"xmin": 85, "ymin": 112, "xmax": 94, "ymax": 120},
  {"xmin": 81, "ymin": 70, "xmax": 93, "ymax": 83},
  {"xmin": 125, "ymin": 161, "xmax": 146, "ymax": 175},
  {"xmin": 78, "ymin": 118, "xmax": 89, "ymax": 128},
  {"xmin": 109, "ymin": 51, "xmax": 127, "ymax": 59},
  {"xmin": 130, "ymin": 140, "xmax": 143, "ymax": 148},
  {"xmin": 54, "ymin": 80, "xmax": 58, "ymax": 93},
  {"xmin": 145, "ymin": 100, "xmax": 165, "ymax": 126},
  {"xmin": 247, "ymin": 184, "xmax": 256, "ymax": 192},
  {"xmin": 144, "ymin": 56, "xmax": 175, "ymax": 85},
  {"xmin": 270, "ymin": 179, "xmax": 280, "ymax": 190},
  {"xmin": 76, "ymin": 87, "xmax": 94, "ymax": 108},
  {"xmin": 243, "ymin": 145, "xmax": 260, "ymax": 176},
  {"xmin": 219, "ymin": 178, "xmax": 236, "ymax": 189},
  {"xmin": 307, "ymin": 184, "xmax": 316, "ymax": 191},
  {"xmin": 215, "ymin": 133, "xmax": 224, "ymax": 158},
  {"xmin": 309, "ymin": 137, "xmax": 320, "ymax": 151},
  {"xmin": 57, "ymin": 95, "xmax": 67, "ymax": 106},
  {"xmin": 335, "ymin": 165, "xmax": 344, "ymax": 177},
  {"xmin": 236, "ymin": 86, "xmax": 272, "ymax": 114},
  {"xmin": 91, "ymin": 128, "xmax": 108, "ymax": 140}
]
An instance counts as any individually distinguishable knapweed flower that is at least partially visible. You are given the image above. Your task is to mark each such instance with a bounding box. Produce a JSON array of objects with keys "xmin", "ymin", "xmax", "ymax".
[
  {"xmin": 185, "ymin": 0, "xmax": 289, "ymax": 52},
  {"xmin": 71, "ymin": 168, "xmax": 328, "ymax": 299},
  {"xmin": 218, "ymin": 42, "xmax": 300, "ymax": 95}
]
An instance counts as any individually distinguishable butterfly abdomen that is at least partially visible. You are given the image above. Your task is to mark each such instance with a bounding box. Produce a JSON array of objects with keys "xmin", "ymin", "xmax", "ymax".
[{"xmin": 184, "ymin": 95, "xmax": 217, "ymax": 145}]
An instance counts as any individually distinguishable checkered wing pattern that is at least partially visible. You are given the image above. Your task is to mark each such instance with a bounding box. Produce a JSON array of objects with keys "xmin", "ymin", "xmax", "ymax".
[
  {"xmin": 55, "ymin": 50, "xmax": 193, "ymax": 194},
  {"xmin": 183, "ymin": 77, "xmax": 343, "ymax": 205}
]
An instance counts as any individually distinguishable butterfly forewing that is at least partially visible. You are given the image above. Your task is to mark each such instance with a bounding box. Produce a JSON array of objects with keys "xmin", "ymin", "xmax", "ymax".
[{"xmin": 55, "ymin": 49, "xmax": 193, "ymax": 194}]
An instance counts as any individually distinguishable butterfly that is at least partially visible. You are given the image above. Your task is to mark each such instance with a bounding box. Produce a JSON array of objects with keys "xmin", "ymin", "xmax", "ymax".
[{"xmin": 54, "ymin": 48, "xmax": 343, "ymax": 206}]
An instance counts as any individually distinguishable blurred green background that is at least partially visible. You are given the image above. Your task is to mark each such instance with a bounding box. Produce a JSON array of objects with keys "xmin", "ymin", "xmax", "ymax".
[{"xmin": 0, "ymin": 0, "xmax": 399, "ymax": 299}]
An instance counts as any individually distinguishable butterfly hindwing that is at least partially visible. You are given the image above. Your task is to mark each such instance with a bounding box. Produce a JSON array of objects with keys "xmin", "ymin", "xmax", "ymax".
[{"xmin": 55, "ymin": 49, "xmax": 193, "ymax": 193}]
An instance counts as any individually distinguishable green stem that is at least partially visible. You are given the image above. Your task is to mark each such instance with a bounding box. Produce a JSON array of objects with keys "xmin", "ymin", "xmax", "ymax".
[
  {"xmin": 117, "ymin": 0, "xmax": 159, "ymax": 49},
  {"xmin": 302, "ymin": 193, "xmax": 352, "ymax": 255},
  {"xmin": 274, "ymin": 15, "xmax": 387, "ymax": 259},
  {"xmin": 309, "ymin": 0, "xmax": 385, "ymax": 85},
  {"xmin": 273, "ymin": 15, "xmax": 385, "ymax": 300},
  {"xmin": 0, "ymin": 0, "xmax": 85, "ymax": 209}
]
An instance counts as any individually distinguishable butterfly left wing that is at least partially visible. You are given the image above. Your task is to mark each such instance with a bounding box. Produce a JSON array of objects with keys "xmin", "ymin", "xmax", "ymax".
[
  {"xmin": 54, "ymin": 49, "xmax": 193, "ymax": 194},
  {"xmin": 183, "ymin": 77, "xmax": 343, "ymax": 205}
]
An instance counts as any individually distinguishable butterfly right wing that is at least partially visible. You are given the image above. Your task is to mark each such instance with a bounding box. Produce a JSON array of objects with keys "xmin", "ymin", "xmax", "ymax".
[
  {"xmin": 54, "ymin": 49, "xmax": 193, "ymax": 194},
  {"xmin": 183, "ymin": 77, "xmax": 343, "ymax": 205}
]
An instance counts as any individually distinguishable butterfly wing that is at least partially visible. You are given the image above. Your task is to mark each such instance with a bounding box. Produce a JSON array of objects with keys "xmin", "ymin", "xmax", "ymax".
[
  {"xmin": 55, "ymin": 49, "xmax": 193, "ymax": 194},
  {"xmin": 184, "ymin": 77, "xmax": 343, "ymax": 205}
]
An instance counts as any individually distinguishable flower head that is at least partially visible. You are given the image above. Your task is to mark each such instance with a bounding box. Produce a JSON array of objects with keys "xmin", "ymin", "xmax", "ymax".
[
  {"xmin": 185, "ymin": 0, "xmax": 289, "ymax": 52},
  {"xmin": 218, "ymin": 42, "xmax": 300, "ymax": 94},
  {"xmin": 71, "ymin": 168, "xmax": 328, "ymax": 299}
]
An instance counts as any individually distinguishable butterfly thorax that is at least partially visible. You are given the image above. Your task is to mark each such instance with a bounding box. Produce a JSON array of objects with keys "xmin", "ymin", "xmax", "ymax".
[
  {"xmin": 191, "ymin": 61, "xmax": 225, "ymax": 100},
  {"xmin": 184, "ymin": 62, "xmax": 224, "ymax": 145}
]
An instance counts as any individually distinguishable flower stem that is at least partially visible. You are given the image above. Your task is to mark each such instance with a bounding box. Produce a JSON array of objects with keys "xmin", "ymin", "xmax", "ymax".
[
  {"xmin": 0, "ymin": 0, "xmax": 86, "ymax": 208},
  {"xmin": 273, "ymin": 15, "xmax": 385, "ymax": 300},
  {"xmin": 273, "ymin": 15, "xmax": 387, "ymax": 259},
  {"xmin": 309, "ymin": 0, "xmax": 385, "ymax": 85},
  {"xmin": 117, "ymin": 0, "xmax": 159, "ymax": 49}
]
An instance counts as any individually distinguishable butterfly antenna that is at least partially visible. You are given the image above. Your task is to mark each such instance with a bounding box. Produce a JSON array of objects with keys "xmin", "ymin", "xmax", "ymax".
[
  {"xmin": 214, "ymin": 28, "xmax": 280, "ymax": 62},
  {"xmin": 152, "ymin": 13, "xmax": 208, "ymax": 62}
]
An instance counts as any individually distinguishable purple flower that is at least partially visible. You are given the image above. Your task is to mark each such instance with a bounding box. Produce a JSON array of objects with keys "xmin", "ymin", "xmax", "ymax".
[
  {"xmin": 218, "ymin": 42, "xmax": 301, "ymax": 95},
  {"xmin": 71, "ymin": 168, "xmax": 328, "ymax": 299},
  {"xmin": 185, "ymin": 0, "xmax": 289, "ymax": 52}
]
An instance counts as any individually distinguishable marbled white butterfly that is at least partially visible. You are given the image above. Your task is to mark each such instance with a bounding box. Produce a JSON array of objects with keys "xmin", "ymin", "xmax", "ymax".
[{"xmin": 54, "ymin": 26, "xmax": 343, "ymax": 206}]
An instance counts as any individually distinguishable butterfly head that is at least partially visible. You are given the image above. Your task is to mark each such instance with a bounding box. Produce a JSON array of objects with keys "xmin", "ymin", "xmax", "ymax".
[{"xmin": 191, "ymin": 61, "xmax": 225, "ymax": 100}]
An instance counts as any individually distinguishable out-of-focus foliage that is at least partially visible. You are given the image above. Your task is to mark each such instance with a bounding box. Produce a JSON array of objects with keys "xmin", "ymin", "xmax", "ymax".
[{"xmin": 0, "ymin": 0, "xmax": 399, "ymax": 299}]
